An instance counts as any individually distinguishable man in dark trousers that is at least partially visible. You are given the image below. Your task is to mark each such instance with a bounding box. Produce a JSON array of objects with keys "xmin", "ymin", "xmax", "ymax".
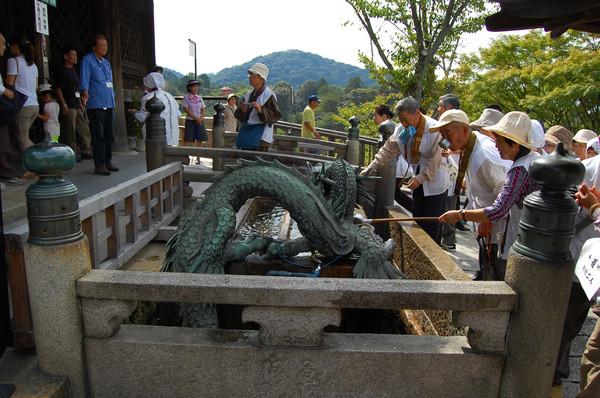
[
  {"xmin": 79, "ymin": 34, "xmax": 118, "ymax": 175},
  {"xmin": 55, "ymin": 46, "xmax": 92, "ymax": 162}
]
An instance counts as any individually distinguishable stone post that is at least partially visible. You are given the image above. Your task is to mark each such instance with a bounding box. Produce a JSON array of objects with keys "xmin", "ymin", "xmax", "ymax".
[
  {"xmin": 212, "ymin": 103, "xmax": 225, "ymax": 171},
  {"xmin": 499, "ymin": 144, "xmax": 585, "ymax": 398},
  {"xmin": 145, "ymin": 93, "xmax": 166, "ymax": 172},
  {"xmin": 345, "ymin": 116, "xmax": 360, "ymax": 166},
  {"xmin": 374, "ymin": 158, "xmax": 396, "ymax": 240},
  {"xmin": 22, "ymin": 142, "xmax": 91, "ymax": 397}
]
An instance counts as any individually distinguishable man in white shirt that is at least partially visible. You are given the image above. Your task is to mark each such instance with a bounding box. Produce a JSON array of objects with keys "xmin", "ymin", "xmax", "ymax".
[{"xmin": 433, "ymin": 110, "xmax": 509, "ymax": 279}]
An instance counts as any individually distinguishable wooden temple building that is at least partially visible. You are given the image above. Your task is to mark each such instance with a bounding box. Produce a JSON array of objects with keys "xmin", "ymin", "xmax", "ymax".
[{"xmin": 0, "ymin": 0, "xmax": 157, "ymax": 151}]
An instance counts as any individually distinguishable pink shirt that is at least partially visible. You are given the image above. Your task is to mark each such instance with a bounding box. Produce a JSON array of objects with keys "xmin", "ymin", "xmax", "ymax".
[{"xmin": 183, "ymin": 94, "xmax": 206, "ymax": 120}]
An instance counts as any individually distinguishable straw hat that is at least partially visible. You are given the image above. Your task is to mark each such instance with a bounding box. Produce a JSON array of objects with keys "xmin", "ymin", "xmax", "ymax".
[
  {"xmin": 248, "ymin": 63, "xmax": 269, "ymax": 81},
  {"xmin": 485, "ymin": 111, "xmax": 533, "ymax": 149},
  {"xmin": 546, "ymin": 125, "xmax": 574, "ymax": 153},
  {"xmin": 429, "ymin": 109, "xmax": 470, "ymax": 132},
  {"xmin": 470, "ymin": 108, "xmax": 504, "ymax": 130},
  {"xmin": 573, "ymin": 129, "xmax": 597, "ymax": 144}
]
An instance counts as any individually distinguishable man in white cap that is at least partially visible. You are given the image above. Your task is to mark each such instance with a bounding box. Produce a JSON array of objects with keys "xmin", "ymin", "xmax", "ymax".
[
  {"xmin": 573, "ymin": 129, "xmax": 598, "ymax": 160},
  {"xmin": 431, "ymin": 110, "xmax": 509, "ymax": 279},
  {"xmin": 439, "ymin": 111, "xmax": 539, "ymax": 279},
  {"xmin": 234, "ymin": 62, "xmax": 281, "ymax": 151}
]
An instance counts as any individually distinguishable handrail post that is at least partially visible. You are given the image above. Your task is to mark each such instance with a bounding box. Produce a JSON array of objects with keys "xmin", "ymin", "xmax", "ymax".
[
  {"xmin": 499, "ymin": 144, "xmax": 585, "ymax": 397},
  {"xmin": 145, "ymin": 93, "xmax": 166, "ymax": 171},
  {"xmin": 345, "ymin": 116, "xmax": 360, "ymax": 166},
  {"xmin": 22, "ymin": 142, "xmax": 90, "ymax": 397},
  {"xmin": 212, "ymin": 103, "xmax": 225, "ymax": 171}
]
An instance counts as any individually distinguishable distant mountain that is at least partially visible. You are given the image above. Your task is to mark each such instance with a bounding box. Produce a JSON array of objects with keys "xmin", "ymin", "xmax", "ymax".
[
  {"xmin": 210, "ymin": 50, "xmax": 374, "ymax": 88},
  {"xmin": 163, "ymin": 67, "xmax": 184, "ymax": 81}
]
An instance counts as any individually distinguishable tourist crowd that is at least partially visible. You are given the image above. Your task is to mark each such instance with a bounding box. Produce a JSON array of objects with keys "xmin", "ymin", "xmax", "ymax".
[{"xmin": 363, "ymin": 92, "xmax": 600, "ymax": 397}]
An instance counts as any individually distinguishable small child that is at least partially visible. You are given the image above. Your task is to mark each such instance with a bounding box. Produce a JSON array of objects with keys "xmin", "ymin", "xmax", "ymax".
[
  {"xmin": 37, "ymin": 84, "xmax": 60, "ymax": 143},
  {"xmin": 182, "ymin": 79, "xmax": 207, "ymax": 148}
]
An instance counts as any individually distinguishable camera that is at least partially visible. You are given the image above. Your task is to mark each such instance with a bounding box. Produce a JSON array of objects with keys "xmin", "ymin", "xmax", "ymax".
[{"xmin": 438, "ymin": 138, "xmax": 451, "ymax": 150}]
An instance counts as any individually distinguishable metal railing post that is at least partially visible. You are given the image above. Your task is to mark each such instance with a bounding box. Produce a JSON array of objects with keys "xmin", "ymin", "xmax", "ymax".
[
  {"xmin": 499, "ymin": 144, "xmax": 585, "ymax": 397},
  {"xmin": 145, "ymin": 94, "xmax": 167, "ymax": 172},
  {"xmin": 212, "ymin": 103, "xmax": 225, "ymax": 171},
  {"xmin": 22, "ymin": 142, "xmax": 90, "ymax": 397}
]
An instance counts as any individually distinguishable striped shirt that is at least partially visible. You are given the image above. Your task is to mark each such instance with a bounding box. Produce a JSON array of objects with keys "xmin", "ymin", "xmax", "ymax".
[{"xmin": 484, "ymin": 165, "xmax": 538, "ymax": 222}]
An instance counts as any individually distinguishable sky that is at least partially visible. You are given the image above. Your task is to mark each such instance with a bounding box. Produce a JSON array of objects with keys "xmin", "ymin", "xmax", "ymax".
[{"xmin": 154, "ymin": 0, "xmax": 522, "ymax": 76}]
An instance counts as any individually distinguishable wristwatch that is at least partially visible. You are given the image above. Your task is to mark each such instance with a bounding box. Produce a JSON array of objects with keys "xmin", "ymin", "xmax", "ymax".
[{"xmin": 459, "ymin": 209, "xmax": 466, "ymax": 222}]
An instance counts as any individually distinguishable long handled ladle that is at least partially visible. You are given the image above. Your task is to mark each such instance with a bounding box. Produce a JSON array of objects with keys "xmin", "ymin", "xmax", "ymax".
[{"xmin": 356, "ymin": 215, "xmax": 441, "ymax": 224}]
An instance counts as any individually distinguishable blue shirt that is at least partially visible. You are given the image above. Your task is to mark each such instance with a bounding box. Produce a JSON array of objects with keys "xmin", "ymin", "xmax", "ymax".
[{"xmin": 79, "ymin": 53, "xmax": 115, "ymax": 109}]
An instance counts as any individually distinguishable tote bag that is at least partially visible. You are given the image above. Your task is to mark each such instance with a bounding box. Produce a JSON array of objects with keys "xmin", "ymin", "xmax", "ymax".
[{"xmin": 236, "ymin": 123, "xmax": 264, "ymax": 150}]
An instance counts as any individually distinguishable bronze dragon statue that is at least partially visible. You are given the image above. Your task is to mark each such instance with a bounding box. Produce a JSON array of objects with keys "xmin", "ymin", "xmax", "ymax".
[{"xmin": 164, "ymin": 158, "xmax": 404, "ymax": 326}]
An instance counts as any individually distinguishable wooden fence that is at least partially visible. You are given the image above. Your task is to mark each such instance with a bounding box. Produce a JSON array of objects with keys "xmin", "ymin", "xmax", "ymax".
[{"xmin": 79, "ymin": 162, "xmax": 183, "ymax": 270}]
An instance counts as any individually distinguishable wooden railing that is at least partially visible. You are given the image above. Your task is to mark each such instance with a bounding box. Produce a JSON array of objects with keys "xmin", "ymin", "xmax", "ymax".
[
  {"xmin": 79, "ymin": 162, "xmax": 183, "ymax": 270},
  {"xmin": 273, "ymin": 120, "xmax": 379, "ymax": 166}
]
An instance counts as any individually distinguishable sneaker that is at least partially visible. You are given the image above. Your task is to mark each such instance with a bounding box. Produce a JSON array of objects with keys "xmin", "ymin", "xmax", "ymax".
[
  {"xmin": 94, "ymin": 166, "xmax": 111, "ymax": 176},
  {"xmin": 0, "ymin": 177, "xmax": 27, "ymax": 186},
  {"xmin": 440, "ymin": 243, "xmax": 456, "ymax": 251},
  {"xmin": 106, "ymin": 163, "xmax": 119, "ymax": 172}
]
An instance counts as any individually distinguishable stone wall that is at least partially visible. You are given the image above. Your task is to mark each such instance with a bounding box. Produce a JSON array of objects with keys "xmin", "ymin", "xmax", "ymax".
[{"xmin": 389, "ymin": 212, "xmax": 471, "ymax": 337}]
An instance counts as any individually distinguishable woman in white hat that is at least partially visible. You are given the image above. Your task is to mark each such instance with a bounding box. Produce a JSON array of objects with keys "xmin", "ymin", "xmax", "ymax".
[
  {"xmin": 587, "ymin": 137, "xmax": 600, "ymax": 159},
  {"xmin": 224, "ymin": 93, "xmax": 238, "ymax": 133},
  {"xmin": 234, "ymin": 62, "xmax": 281, "ymax": 151},
  {"xmin": 439, "ymin": 111, "xmax": 539, "ymax": 278},
  {"xmin": 573, "ymin": 129, "xmax": 598, "ymax": 160},
  {"xmin": 133, "ymin": 72, "xmax": 181, "ymax": 146}
]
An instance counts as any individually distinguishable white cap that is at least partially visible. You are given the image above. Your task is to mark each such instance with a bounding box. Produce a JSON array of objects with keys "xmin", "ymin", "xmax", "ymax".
[
  {"xmin": 429, "ymin": 109, "xmax": 470, "ymax": 132},
  {"xmin": 248, "ymin": 63, "xmax": 269, "ymax": 81}
]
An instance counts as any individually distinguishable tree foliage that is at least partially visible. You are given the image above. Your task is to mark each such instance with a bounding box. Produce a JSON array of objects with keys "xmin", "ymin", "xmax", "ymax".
[
  {"xmin": 454, "ymin": 31, "xmax": 600, "ymax": 132},
  {"xmin": 334, "ymin": 93, "xmax": 402, "ymax": 138},
  {"xmin": 345, "ymin": 0, "xmax": 487, "ymax": 104}
]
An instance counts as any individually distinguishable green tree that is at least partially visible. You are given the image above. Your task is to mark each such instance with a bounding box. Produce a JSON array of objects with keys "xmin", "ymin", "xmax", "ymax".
[
  {"xmin": 345, "ymin": 0, "xmax": 488, "ymax": 104},
  {"xmin": 272, "ymin": 81, "xmax": 295, "ymax": 120},
  {"xmin": 455, "ymin": 30, "xmax": 600, "ymax": 131},
  {"xmin": 345, "ymin": 76, "xmax": 363, "ymax": 92},
  {"xmin": 334, "ymin": 93, "xmax": 401, "ymax": 138}
]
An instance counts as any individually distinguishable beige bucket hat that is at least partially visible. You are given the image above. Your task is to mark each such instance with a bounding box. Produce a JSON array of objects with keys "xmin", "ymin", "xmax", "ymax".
[
  {"xmin": 573, "ymin": 129, "xmax": 597, "ymax": 144},
  {"xmin": 485, "ymin": 111, "xmax": 534, "ymax": 149},
  {"xmin": 470, "ymin": 108, "xmax": 504, "ymax": 130},
  {"xmin": 546, "ymin": 125, "xmax": 574, "ymax": 153},
  {"xmin": 248, "ymin": 63, "xmax": 269, "ymax": 81}
]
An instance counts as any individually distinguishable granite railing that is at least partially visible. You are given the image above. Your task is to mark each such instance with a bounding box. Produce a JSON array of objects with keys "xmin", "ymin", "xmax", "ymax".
[{"xmin": 77, "ymin": 270, "xmax": 517, "ymax": 397}]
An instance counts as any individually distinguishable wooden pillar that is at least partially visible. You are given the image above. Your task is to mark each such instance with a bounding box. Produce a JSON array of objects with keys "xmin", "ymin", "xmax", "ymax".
[{"xmin": 94, "ymin": 0, "xmax": 128, "ymax": 152}]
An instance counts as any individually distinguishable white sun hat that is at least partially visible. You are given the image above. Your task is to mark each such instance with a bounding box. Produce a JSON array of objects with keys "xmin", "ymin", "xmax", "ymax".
[
  {"xmin": 485, "ymin": 111, "xmax": 534, "ymax": 149},
  {"xmin": 248, "ymin": 63, "xmax": 269, "ymax": 81},
  {"xmin": 530, "ymin": 119, "xmax": 545, "ymax": 149}
]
